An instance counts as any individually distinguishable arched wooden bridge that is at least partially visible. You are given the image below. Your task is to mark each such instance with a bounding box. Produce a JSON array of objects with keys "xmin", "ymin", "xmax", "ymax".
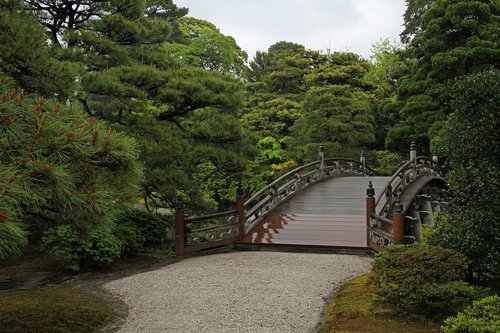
[{"xmin": 174, "ymin": 144, "xmax": 450, "ymax": 255}]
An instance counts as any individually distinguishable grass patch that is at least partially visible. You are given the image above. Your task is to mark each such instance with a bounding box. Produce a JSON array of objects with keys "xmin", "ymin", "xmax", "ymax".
[
  {"xmin": 0, "ymin": 247, "xmax": 61, "ymax": 281},
  {"xmin": 0, "ymin": 287, "xmax": 112, "ymax": 333},
  {"xmin": 318, "ymin": 273, "xmax": 440, "ymax": 333}
]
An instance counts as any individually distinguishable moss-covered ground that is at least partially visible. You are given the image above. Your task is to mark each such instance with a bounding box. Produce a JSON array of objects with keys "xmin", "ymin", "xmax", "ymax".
[{"xmin": 318, "ymin": 273, "xmax": 441, "ymax": 333}]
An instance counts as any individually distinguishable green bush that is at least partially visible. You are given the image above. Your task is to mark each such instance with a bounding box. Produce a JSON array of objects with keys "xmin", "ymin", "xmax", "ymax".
[
  {"xmin": 42, "ymin": 224, "xmax": 124, "ymax": 271},
  {"xmin": 372, "ymin": 244, "xmax": 468, "ymax": 285},
  {"xmin": 442, "ymin": 295, "xmax": 500, "ymax": 333},
  {"xmin": 114, "ymin": 209, "xmax": 175, "ymax": 252},
  {"xmin": 113, "ymin": 219, "xmax": 145, "ymax": 256},
  {"xmin": 372, "ymin": 244, "xmax": 485, "ymax": 319}
]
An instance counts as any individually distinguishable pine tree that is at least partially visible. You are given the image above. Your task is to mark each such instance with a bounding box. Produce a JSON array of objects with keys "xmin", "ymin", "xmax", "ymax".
[
  {"xmin": 0, "ymin": 76, "xmax": 142, "ymax": 259},
  {"xmin": 387, "ymin": 0, "xmax": 500, "ymax": 153}
]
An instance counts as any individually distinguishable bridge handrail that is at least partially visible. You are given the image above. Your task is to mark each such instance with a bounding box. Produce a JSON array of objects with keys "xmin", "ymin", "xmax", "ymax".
[
  {"xmin": 244, "ymin": 160, "xmax": 319, "ymax": 207},
  {"xmin": 185, "ymin": 209, "xmax": 237, "ymax": 224},
  {"xmin": 244, "ymin": 157, "xmax": 374, "ymax": 207},
  {"xmin": 369, "ymin": 154, "xmax": 444, "ymax": 250},
  {"xmin": 324, "ymin": 157, "xmax": 377, "ymax": 175},
  {"xmin": 243, "ymin": 157, "xmax": 373, "ymax": 233},
  {"xmin": 374, "ymin": 156, "xmax": 436, "ymax": 217}
]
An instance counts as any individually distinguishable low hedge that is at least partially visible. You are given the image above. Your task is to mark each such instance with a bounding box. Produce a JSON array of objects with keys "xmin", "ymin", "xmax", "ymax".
[{"xmin": 371, "ymin": 244, "xmax": 486, "ymax": 319}]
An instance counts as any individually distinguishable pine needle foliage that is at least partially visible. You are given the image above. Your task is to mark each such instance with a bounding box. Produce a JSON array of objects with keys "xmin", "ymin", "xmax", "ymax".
[{"xmin": 0, "ymin": 77, "xmax": 142, "ymax": 260}]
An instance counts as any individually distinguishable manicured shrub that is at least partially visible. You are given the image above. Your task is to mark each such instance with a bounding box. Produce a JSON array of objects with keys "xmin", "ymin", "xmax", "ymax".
[
  {"xmin": 42, "ymin": 224, "xmax": 124, "ymax": 271},
  {"xmin": 442, "ymin": 295, "xmax": 500, "ymax": 333},
  {"xmin": 372, "ymin": 244, "xmax": 469, "ymax": 285},
  {"xmin": 371, "ymin": 244, "xmax": 485, "ymax": 319}
]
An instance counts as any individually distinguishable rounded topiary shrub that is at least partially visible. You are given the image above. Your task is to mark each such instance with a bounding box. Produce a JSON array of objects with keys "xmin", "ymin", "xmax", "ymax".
[
  {"xmin": 42, "ymin": 224, "xmax": 124, "ymax": 271},
  {"xmin": 371, "ymin": 244, "xmax": 485, "ymax": 319},
  {"xmin": 442, "ymin": 295, "xmax": 500, "ymax": 333}
]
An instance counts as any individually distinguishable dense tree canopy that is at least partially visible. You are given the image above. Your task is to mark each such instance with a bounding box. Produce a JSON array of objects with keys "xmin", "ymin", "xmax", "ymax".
[
  {"xmin": 428, "ymin": 69, "xmax": 500, "ymax": 274},
  {"xmin": 387, "ymin": 0, "xmax": 500, "ymax": 153},
  {"xmin": 1, "ymin": 0, "xmax": 498, "ymax": 277}
]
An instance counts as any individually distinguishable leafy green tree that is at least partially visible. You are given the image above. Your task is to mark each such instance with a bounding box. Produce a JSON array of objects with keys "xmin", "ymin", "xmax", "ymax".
[
  {"xmin": 247, "ymin": 50, "xmax": 271, "ymax": 82},
  {"xmin": 290, "ymin": 52, "xmax": 375, "ymax": 160},
  {"xmin": 387, "ymin": 0, "xmax": 500, "ymax": 153},
  {"xmin": 37, "ymin": 2, "xmax": 253, "ymax": 214},
  {"xmin": 22, "ymin": 0, "xmax": 112, "ymax": 45},
  {"xmin": 165, "ymin": 17, "xmax": 248, "ymax": 76},
  {"xmin": 428, "ymin": 69, "xmax": 500, "ymax": 275},
  {"xmin": 364, "ymin": 39, "xmax": 410, "ymax": 151},
  {"xmin": 267, "ymin": 41, "xmax": 308, "ymax": 64},
  {"xmin": 241, "ymin": 96, "xmax": 302, "ymax": 139},
  {"xmin": 292, "ymin": 84, "xmax": 374, "ymax": 159},
  {"xmin": 365, "ymin": 39, "xmax": 409, "ymax": 93}
]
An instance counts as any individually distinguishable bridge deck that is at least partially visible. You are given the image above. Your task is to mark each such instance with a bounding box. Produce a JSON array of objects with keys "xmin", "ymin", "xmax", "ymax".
[{"xmin": 240, "ymin": 176, "xmax": 390, "ymax": 248}]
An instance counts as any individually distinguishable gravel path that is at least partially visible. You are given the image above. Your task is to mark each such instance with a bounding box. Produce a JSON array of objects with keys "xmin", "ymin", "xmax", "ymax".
[{"xmin": 104, "ymin": 251, "xmax": 371, "ymax": 333}]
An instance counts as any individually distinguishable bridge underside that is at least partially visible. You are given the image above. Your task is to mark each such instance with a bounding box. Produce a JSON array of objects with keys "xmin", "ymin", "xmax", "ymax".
[{"xmin": 240, "ymin": 176, "xmax": 390, "ymax": 248}]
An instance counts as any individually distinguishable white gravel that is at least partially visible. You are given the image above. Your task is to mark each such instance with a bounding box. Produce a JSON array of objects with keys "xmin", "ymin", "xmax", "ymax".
[{"xmin": 104, "ymin": 251, "xmax": 371, "ymax": 333}]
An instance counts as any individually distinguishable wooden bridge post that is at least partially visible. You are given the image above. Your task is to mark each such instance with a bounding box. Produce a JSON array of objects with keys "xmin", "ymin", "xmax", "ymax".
[
  {"xmin": 360, "ymin": 151, "xmax": 366, "ymax": 174},
  {"xmin": 366, "ymin": 181, "xmax": 375, "ymax": 248},
  {"xmin": 392, "ymin": 198, "xmax": 405, "ymax": 244},
  {"xmin": 175, "ymin": 204, "xmax": 185, "ymax": 257},
  {"xmin": 410, "ymin": 140, "xmax": 417, "ymax": 167},
  {"xmin": 236, "ymin": 184, "xmax": 245, "ymax": 240},
  {"xmin": 318, "ymin": 144, "xmax": 325, "ymax": 178}
]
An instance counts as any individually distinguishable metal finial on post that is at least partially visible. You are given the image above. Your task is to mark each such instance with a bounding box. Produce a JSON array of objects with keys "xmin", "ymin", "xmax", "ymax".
[
  {"xmin": 410, "ymin": 140, "xmax": 417, "ymax": 162},
  {"xmin": 366, "ymin": 181, "xmax": 375, "ymax": 197},
  {"xmin": 236, "ymin": 182, "xmax": 244, "ymax": 197},
  {"xmin": 394, "ymin": 197, "xmax": 403, "ymax": 213},
  {"xmin": 432, "ymin": 151, "xmax": 438, "ymax": 168}
]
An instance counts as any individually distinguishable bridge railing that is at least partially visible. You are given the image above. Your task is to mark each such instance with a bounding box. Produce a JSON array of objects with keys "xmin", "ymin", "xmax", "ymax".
[
  {"xmin": 175, "ymin": 208, "xmax": 239, "ymax": 256},
  {"xmin": 175, "ymin": 146, "xmax": 375, "ymax": 256},
  {"xmin": 243, "ymin": 157, "xmax": 375, "ymax": 233},
  {"xmin": 374, "ymin": 156, "xmax": 438, "ymax": 218},
  {"xmin": 367, "ymin": 142, "xmax": 442, "ymax": 251}
]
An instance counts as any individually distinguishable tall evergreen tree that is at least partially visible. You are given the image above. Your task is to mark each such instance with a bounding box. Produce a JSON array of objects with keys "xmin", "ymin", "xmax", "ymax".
[
  {"xmin": 387, "ymin": 0, "xmax": 500, "ymax": 153},
  {"xmin": 35, "ymin": 1, "xmax": 253, "ymax": 213},
  {"xmin": 429, "ymin": 69, "xmax": 500, "ymax": 275}
]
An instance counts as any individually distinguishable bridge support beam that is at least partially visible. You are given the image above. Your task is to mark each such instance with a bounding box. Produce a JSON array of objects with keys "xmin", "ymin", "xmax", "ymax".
[
  {"xmin": 175, "ymin": 207, "xmax": 185, "ymax": 257},
  {"xmin": 366, "ymin": 181, "xmax": 375, "ymax": 248},
  {"xmin": 393, "ymin": 214, "xmax": 405, "ymax": 244},
  {"xmin": 393, "ymin": 198, "xmax": 404, "ymax": 244}
]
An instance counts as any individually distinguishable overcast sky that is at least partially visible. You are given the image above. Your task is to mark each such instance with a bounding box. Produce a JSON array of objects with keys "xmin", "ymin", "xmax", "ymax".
[{"xmin": 174, "ymin": 0, "xmax": 406, "ymax": 60}]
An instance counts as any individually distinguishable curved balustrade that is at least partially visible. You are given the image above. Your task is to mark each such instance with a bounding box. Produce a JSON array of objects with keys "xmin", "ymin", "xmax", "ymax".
[
  {"xmin": 243, "ymin": 158, "xmax": 376, "ymax": 233},
  {"xmin": 369, "ymin": 156, "xmax": 444, "ymax": 248}
]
